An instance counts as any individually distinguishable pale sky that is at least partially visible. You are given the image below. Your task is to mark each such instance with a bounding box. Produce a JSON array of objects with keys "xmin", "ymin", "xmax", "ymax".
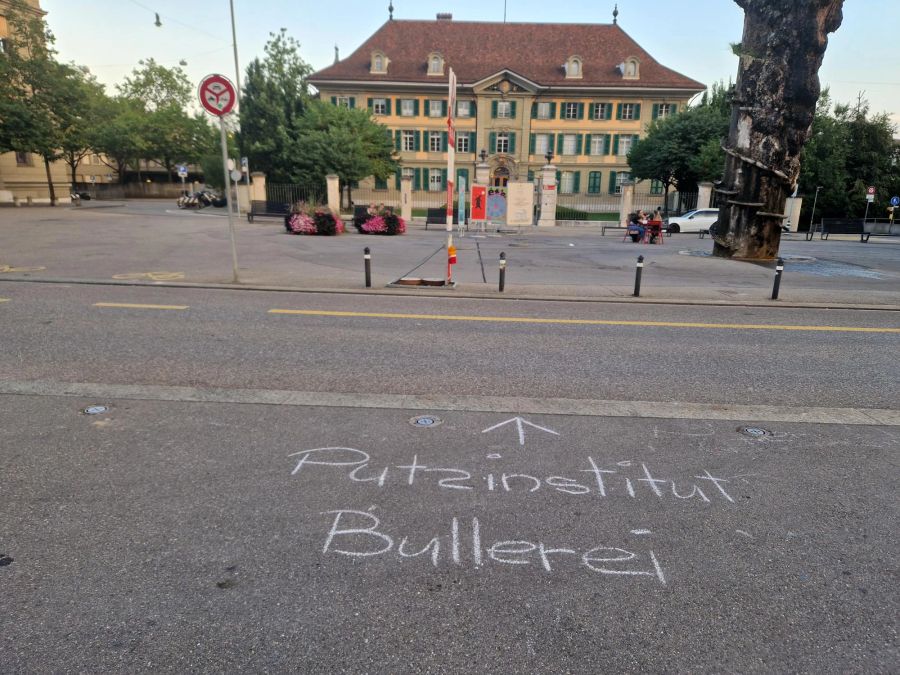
[{"xmin": 42, "ymin": 0, "xmax": 899, "ymax": 129}]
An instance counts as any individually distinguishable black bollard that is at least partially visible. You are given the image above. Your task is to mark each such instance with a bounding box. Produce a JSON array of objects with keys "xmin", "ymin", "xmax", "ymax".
[
  {"xmin": 633, "ymin": 255, "xmax": 644, "ymax": 297},
  {"xmin": 499, "ymin": 252, "xmax": 506, "ymax": 293},
  {"xmin": 771, "ymin": 257, "xmax": 784, "ymax": 300},
  {"xmin": 364, "ymin": 247, "xmax": 372, "ymax": 288}
]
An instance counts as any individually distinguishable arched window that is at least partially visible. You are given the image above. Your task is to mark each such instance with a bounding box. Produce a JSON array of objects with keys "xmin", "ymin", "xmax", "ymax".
[
  {"xmin": 565, "ymin": 56, "xmax": 583, "ymax": 79},
  {"xmin": 370, "ymin": 51, "xmax": 388, "ymax": 74},
  {"xmin": 374, "ymin": 55, "xmax": 383, "ymax": 71},
  {"xmin": 622, "ymin": 57, "xmax": 640, "ymax": 80},
  {"xmin": 427, "ymin": 53, "xmax": 444, "ymax": 75}
]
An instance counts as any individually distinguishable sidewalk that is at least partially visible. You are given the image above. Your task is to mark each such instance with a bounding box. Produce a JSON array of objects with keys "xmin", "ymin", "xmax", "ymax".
[{"xmin": 1, "ymin": 202, "xmax": 898, "ymax": 308}]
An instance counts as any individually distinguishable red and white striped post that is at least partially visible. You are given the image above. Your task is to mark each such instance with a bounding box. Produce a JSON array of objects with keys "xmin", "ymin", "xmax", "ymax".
[{"xmin": 445, "ymin": 68, "xmax": 457, "ymax": 284}]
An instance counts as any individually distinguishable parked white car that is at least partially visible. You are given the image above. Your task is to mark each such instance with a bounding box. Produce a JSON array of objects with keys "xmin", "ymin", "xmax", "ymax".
[{"xmin": 665, "ymin": 208, "xmax": 720, "ymax": 233}]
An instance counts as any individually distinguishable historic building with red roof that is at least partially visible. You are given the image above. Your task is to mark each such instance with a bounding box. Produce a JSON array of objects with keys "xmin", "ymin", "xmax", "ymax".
[{"xmin": 309, "ymin": 12, "xmax": 704, "ymax": 206}]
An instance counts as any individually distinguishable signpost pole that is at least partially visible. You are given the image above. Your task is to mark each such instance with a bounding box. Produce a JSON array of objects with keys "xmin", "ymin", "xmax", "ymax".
[
  {"xmin": 445, "ymin": 68, "xmax": 457, "ymax": 285},
  {"xmin": 220, "ymin": 119, "xmax": 240, "ymax": 284}
]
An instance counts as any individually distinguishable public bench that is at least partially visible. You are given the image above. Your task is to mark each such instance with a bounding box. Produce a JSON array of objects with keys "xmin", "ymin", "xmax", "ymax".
[
  {"xmin": 247, "ymin": 200, "xmax": 291, "ymax": 223},
  {"xmin": 863, "ymin": 221, "xmax": 900, "ymax": 239},
  {"xmin": 820, "ymin": 218, "xmax": 868, "ymax": 242}
]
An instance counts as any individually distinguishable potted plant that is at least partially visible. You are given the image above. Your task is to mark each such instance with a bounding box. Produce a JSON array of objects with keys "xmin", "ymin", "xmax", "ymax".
[
  {"xmin": 285, "ymin": 203, "xmax": 344, "ymax": 235},
  {"xmin": 355, "ymin": 203, "xmax": 406, "ymax": 235}
]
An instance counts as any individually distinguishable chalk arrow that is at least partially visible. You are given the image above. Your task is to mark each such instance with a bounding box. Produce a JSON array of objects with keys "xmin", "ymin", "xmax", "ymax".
[{"xmin": 481, "ymin": 417, "xmax": 560, "ymax": 446}]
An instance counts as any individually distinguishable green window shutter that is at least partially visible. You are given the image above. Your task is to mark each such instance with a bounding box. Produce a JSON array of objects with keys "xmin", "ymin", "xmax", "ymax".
[
  {"xmin": 385, "ymin": 99, "xmax": 392, "ymax": 115},
  {"xmin": 441, "ymin": 131, "xmax": 448, "ymax": 152},
  {"xmin": 509, "ymin": 133, "xmax": 516, "ymax": 154},
  {"xmin": 559, "ymin": 102, "xmax": 566, "ymax": 119},
  {"xmin": 457, "ymin": 168, "xmax": 469, "ymax": 184},
  {"xmin": 616, "ymin": 103, "xmax": 623, "ymax": 120},
  {"xmin": 395, "ymin": 97, "xmax": 402, "ymax": 113},
  {"xmin": 584, "ymin": 134, "xmax": 592, "ymax": 155},
  {"xmin": 547, "ymin": 134, "xmax": 555, "ymax": 154},
  {"xmin": 375, "ymin": 176, "xmax": 388, "ymax": 189},
  {"xmin": 348, "ymin": 98, "xmax": 356, "ymax": 109},
  {"xmin": 491, "ymin": 101, "xmax": 498, "ymax": 118},
  {"xmin": 529, "ymin": 133, "xmax": 536, "ymax": 154},
  {"xmin": 556, "ymin": 170, "xmax": 561, "ymax": 186},
  {"xmin": 441, "ymin": 168, "xmax": 447, "ymax": 189},
  {"xmin": 575, "ymin": 134, "xmax": 583, "ymax": 155},
  {"xmin": 510, "ymin": 101, "xmax": 517, "ymax": 118},
  {"xmin": 604, "ymin": 134, "xmax": 612, "ymax": 155},
  {"xmin": 573, "ymin": 171, "xmax": 581, "ymax": 194},
  {"xmin": 527, "ymin": 170, "xmax": 534, "ymax": 181},
  {"xmin": 577, "ymin": 103, "xmax": 584, "ymax": 119},
  {"xmin": 489, "ymin": 132, "xmax": 497, "ymax": 154},
  {"xmin": 632, "ymin": 134, "xmax": 640, "ymax": 147},
  {"xmin": 442, "ymin": 100, "xmax": 448, "ymax": 117},
  {"xmin": 588, "ymin": 171, "xmax": 601, "ymax": 193},
  {"xmin": 556, "ymin": 134, "xmax": 564, "ymax": 154},
  {"xmin": 671, "ymin": 103, "xmax": 677, "ymax": 115},
  {"xmin": 470, "ymin": 132, "xmax": 477, "ymax": 149},
  {"xmin": 367, "ymin": 98, "xmax": 373, "ymax": 111},
  {"xmin": 394, "ymin": 130, "xmax": 401, "ymax": 151},
  {"xmin": 414, "ymin": 168, "xmax": 422, "ymax": 190},
  {"xmin": 550, "ymin": 102, "xmax": 557, "ymax": 119},
  {"xmin": 413, "ymin": 99, "xmax": 419, "ymax": 115},
  {"xmin": 423, "ymin": 99, "xmax": 431, "ymax": 115},
  {"xmin": 395, "ymin": 168, "xmax": 401, "ymax": 190},
  {"xmin": 606, "ymin": 103, "xmax": 614, "ymax": 120},
  {"xmin": 612, "ymin": 135, "xmax": 620, "ymax": 155},
  {"xmin": 651, "ymin": 104, "xmax": 659, "ymax": 120},
  {"xmin": 633, "ymin": 103, "xmax": 641, "ymax": 120},
  {"xmin": 414, "ymin": 131, "xmax": 421, "ymax": 151},
  {"xmin": 608, "ymin": 171, "xmax": 618, "ymax": 194},
  {"xmin": 330, "ymin": 96, "xmax": 337, "ymax": 105},
  {"xmin": 531, "ymin": 103, "xmax": 537, "ymax": 119}
]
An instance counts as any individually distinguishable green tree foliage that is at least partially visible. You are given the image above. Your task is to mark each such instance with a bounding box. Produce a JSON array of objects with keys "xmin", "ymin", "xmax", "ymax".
[
  {"xmin": 117, "ymin": 58, "xmax": 191, "ymax": 112},
  {"xmin": 289, "ymin": 101, "xmax": 397, "ymax": 196},
  {"xmin": 239, "ymin": 29, "xmax": 312, "ymax": 181},
  {"xmin": 145, "ymin": 107, "xmax": 215, "ymax": 181},
  {"xmin": 59, "ymin": 67, "xmax": 110, "ymax": 187},
  {"xmin": 91, "ymin": 97, "xmax": 148, "ymax": 183}
]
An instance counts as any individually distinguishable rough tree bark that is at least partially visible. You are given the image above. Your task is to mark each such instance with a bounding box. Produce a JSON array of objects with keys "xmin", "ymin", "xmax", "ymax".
[{"xmin": 713, "ymin": 0, "xmax": 844, "ymax": 259}]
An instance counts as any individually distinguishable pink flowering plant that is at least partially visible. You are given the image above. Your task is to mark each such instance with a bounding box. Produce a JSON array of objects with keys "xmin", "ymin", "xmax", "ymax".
[
  {"xmin": 355, "ymin": 203, "xmax": 406, "ymax": 235},
  {"xmin": 285, "ymin": 203, "xmax": 344, "ymax": 235}
]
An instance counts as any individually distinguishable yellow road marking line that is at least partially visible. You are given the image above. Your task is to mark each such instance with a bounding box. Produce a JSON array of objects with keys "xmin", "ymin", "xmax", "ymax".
[
  {"xmin": 268, "ymin": 309, "xmax": 900, "ymax": 334},
  {"xmin": 0, "ymin": 298, "xmax": 9, "ymax": 303},
  {"xmin": 94, "ymin": 302, "xmax": 189, "ymax": 310}
]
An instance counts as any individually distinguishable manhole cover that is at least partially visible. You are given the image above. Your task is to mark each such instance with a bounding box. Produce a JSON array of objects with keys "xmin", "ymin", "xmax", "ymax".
[
  {"xmin": 83, "ymin": 405, "xmax": 109, "ymax": 415},
  {"xmin": 410, "ymin": 415, "xmax": 442, "ymax": 427},
  {"xmin": 740, "ymin": 426, "xmax": 771, "ymax": 437}
]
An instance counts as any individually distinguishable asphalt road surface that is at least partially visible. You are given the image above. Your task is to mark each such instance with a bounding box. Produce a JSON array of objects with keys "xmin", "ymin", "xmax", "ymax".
[{"xmin": 1, "ymin": 282, "xmax": 897, "ymax": 672}]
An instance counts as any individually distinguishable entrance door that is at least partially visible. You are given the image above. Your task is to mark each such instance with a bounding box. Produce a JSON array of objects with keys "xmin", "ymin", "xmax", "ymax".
[{"xmin": 491, "ymin": 166, "xmax": 510, "ymax": 187}]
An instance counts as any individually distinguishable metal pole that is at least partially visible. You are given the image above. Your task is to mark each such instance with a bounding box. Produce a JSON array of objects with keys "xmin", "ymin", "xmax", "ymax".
[
  {"xmin": 863, "ymin": 199, "xmax": 871, "ymax": 224},
  {"xmin": 633, "ymin": 255, "xmax": 644, "ymax": 297},
  {"xmin": 445, "ymin": 68, "xmax": 457, "ymax": 285},
  {"xmin": 771, "ymin": 257, "xmax": 784, "ymax": 300},
  {"xmin": 807, "ymin": 186, "xmax": 821, "ymax": 241},
  {"xmin": 220, "ymin": 118, "xmax": 240, "ymax": 284},
  {"xmin": 364, "ymin": 247, "xmax": 372, "ymax": 288},
  {"xmin": 499, "ymin": 252, "xmax": 506, "ymax": 292},
  {"xmin": 229, "ymin": 0, "xmax": 242, "ymax": 99}
]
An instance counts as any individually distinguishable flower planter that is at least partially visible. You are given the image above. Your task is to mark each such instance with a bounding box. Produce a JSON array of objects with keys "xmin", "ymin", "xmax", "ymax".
[
  {"xmin": 355, "ymin": 210, "xmax": 406, "ymax": 235},
  {"xmin": 285, "ymin": 209, "xmax": 344, "ymax": 235}
]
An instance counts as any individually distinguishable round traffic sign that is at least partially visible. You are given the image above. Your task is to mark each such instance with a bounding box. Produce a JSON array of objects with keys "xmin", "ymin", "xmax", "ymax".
[
  {"xmin": 198, "ymin": 74, "xmax": 237, "ymax": 116},
  {"xmin": 891, "ymin": 196, "xmax": 899, "ymax": 207},
  {"xmin": 230, "ymin": 169, "xmax": 242, "ymax": 182},
  {"xmin": 866, "ymin": 186, "xmax": 876, "ymax": 195}
]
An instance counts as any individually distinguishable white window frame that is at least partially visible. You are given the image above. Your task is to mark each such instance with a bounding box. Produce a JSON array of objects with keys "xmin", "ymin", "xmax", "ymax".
[
  {"xmin": 400, "ymin": 99, "xmax": 415, "ymax": 116},
  {"xmin": 402, "ymin": 131, "xmax": 415, "ymax": 152},
  {"xmin": 657, "ymin": 103, "xmax": 672, "ymax": 118},
  {"xmin": 456, "ymin": 134, "xmax": 470, "ymax": 153},
  {"xmin": 336, "ymin": 96, "xmax": 350, "ymax": 108},
  {"xmin": 429, "ymin": 169, "xmax": 443, "ymax": 192},
  {"xmin": 429, "ymin": 100, "xmax": 443, "ymax": 118},
  {"xmin": 457, "ymin": 101, "xmax": 471, "ymax": 118},
  {"xmin": 590, "ymin": 136, "xmax": 605, "ymax": 155},
  {"xmin": 562, "ymin": 134, "xmax": 577, "ymax": 155},
  {"xmin": 496, "ymin": 101, "xmax": 512, "ymax": 118},
  {"xmin": 535, "ymin": 134, "xmax": 550, "ymax": 155},
  {"xmin": 618, "ymin": 135, "xmax": 635, "ymax": 156},
  {"xmin": 496, "ymin": 132, "xmax": 510, "ymax": 154},
  {"xmin": 560, "ymin": 171, "xmax": 575, "ymax": 194},
  {"xmin": 615, "ymin": 172, "xmax": 631, "ymax": 194},
  {"xmin": 373, "ymin": 98, "xmax": 387, "ymax": 115},
  {"xmin": 564, "ymin": 102, "xmax": 579, "ymax": 119},
  {"xmin": 537, "ymin": 102, "xmax": 551, "ymax": 120},
  {"xmin": 592, "ymin": 103, "xmax": 608, "ymax": 120},
  {"xmin": 621, "ymin": 103, "xmax": 636, "ymax": 120},
  {"xmin": 429, "ymin": 56, "xmax": 442, "ymax": 74},
  {"xmin": 429, "ymin": 131, "xmax": 442, "ymax": 153},
  {"xmin": 402, "ymin": 168, "xmax": 414, "ymax": 180},
  {"xmin": 373, "ymin": 55, "xmax": 384, "ymax": 72}
]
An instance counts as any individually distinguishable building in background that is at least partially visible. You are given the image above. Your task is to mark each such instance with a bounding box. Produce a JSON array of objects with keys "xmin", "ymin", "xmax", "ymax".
[{"xmin": 309, "ymin": 14, "xmax": 704, "ymax": 205}]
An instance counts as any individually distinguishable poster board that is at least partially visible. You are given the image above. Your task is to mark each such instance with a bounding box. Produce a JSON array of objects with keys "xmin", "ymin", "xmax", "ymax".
[{"xmin": 506, "ymin": 181, "xmax": 535, "ymax": 226}]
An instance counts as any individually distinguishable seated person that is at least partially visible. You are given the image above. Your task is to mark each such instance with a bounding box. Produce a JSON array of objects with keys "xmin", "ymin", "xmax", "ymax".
[{"xmin": 626, "ymin": 212, "xmax": 645, "ymax": 243}]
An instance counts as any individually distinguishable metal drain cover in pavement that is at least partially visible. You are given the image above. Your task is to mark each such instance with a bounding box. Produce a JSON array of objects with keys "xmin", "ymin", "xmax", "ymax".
[
  {"xmin": 83, "ymin": 405, "xmax": 109, "ymax": 415},
  {"xmin": 410, "ymin": 415, "xmax": 442, "ymax": 427},
  {"xmin": 740, "ymin": 426, "xmax": 771, "ymax": 437}
]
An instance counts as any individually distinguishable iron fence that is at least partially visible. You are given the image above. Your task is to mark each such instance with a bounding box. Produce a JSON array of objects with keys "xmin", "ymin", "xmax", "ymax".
[
  {"xmin": 345, "ymin": 186, "xmax": 402, "ymax": 212},
  {"xmin": 553, "ymin": 191, "xmax": 697, "ymax": 221},
  {"xmin": 266, "ymin": 183, "xmax": 325, "ymax": 206}
]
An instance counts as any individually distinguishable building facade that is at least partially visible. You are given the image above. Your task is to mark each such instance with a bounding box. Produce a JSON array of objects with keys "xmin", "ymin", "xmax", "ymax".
[{"xmin": 309, "ymin": 16, "xmax": 704, "ymax": 203}]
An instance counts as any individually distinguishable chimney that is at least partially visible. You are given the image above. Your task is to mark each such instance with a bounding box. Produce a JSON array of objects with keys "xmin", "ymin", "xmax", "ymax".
[{"xmin": 436, "ymin": 13, "xmax": 452, "ymax": 20}]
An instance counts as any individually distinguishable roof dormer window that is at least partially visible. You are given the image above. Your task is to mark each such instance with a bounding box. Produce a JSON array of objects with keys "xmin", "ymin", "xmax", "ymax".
[
  {"xmin": 370, "ymin": 50, "xmax": 389, "ymax": 74},
  {"xmin": 620, "ymin": 57, "xmax": 640, "ymax": 80},
  {"xmin": 427, "ymin": 52, "xmax": 444, "ymax": 76},
  {"xmin": 564, "ymin": 56, "xmax": 583, "ymax": 79}
]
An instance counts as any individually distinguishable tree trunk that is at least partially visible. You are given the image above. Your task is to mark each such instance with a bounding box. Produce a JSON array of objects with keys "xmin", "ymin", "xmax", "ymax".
[
  {"xmin": 713, "ymin": 0, "xmax": 844, "ymax": 259},
  {"xmin": 43, "ymin": 156, "xmax": 57, "ymax": 206}
]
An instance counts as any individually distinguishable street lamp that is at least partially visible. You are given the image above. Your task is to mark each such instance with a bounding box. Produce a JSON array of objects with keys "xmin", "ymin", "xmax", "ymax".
[{"xmin": 807, "ymin": 185, "xmax": 822, "ymax": 240}]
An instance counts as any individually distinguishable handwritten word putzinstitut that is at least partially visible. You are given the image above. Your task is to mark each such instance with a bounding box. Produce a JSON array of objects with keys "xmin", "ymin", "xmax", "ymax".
[{"xmin": 289, "ymin": 447, "xmax": 736, "ymax": 505}]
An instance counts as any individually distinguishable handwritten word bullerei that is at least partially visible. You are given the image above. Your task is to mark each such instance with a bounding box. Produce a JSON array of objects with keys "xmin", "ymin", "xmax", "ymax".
[
  {"xmin": 321, "ymin": 510, "xmax": 667, "ymax": 584},
  {"xmin": 289, "ymin": 447, "xmax": 735, "ymax": 505}
]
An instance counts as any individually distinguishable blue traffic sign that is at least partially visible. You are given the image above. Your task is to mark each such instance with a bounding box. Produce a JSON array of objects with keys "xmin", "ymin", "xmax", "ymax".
[{"xmin": 891, "ymin": 196, "xmax": 899, "ymax": 207}]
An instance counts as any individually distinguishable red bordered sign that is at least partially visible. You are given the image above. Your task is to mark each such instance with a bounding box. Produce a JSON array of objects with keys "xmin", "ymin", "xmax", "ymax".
[{"xmin": 198, "ymin": 74, "xmax": 237, "ymax": 117}]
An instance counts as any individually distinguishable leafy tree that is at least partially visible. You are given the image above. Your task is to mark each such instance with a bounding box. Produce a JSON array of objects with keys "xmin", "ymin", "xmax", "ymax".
[
  {"xmin": 117, "ymin": 58, "xmax": 191, "ymax": 112},
  {"xmin": 59, "ymin": 67, "xmax": 110, "ymax": 188},
  {"xmin": 289, "ymin": 101, "xmax": 398, "ymax": 204},
  {"xmin": 239, "ymin": 29, "xmax": 312, "ymax": 181},
  {"xmin": 145, "ymin": 107, "xmax": 215, "ymax": 181},
  {"xmin": 91, "ymin": 97, "xmax": 148, "ymax": 184}
]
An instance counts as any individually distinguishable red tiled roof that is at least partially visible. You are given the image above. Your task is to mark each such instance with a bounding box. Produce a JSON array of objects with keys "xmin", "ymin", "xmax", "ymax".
[{"xmin": 309, "ymin": 20, "xmax": 704, "ymax": 91}]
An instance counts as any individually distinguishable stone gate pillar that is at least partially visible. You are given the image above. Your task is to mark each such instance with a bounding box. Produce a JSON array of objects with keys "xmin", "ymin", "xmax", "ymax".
[
  {"xmin": 698, "ymin": 181, "xmax": 714, "ymax": 209},
  {"xmin": 537, "ymin": 163, "xmax": 557, "ymax": 227},
  {"xmin": 326, "ymin": 174, "xmax": 340, "ymax": 214},
  {"xmin": 400, "ymin": 175, "xmax": 412, "ymax": 221},
  {"xmin": 249, "ymin": 172, "xmax": 266, "ymax": 202},
  {"xmin": 619, "ymin": 180, "xmax": 635, "ymax": 226}
]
